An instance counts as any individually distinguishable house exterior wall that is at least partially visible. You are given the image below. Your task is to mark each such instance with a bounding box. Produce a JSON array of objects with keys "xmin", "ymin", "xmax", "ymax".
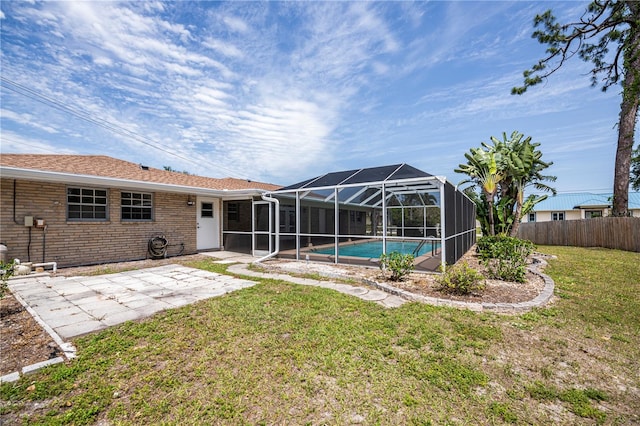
[
  {"xmin": 524, "ymin": 208, "xmax": 640, "ymax": 223},
  {"xmin": 532, "ymin": 211, "xmax": 582, "ymax": 222},
  {"xmin": 529, "ymin": 212, "xmax": 549, "ymax": 222},
  {"xmin": 565, "ymin": 211, "xmax": 582, "ymax": 221},
  {"xmin": 1, "ymin": 178, "xmax": 199, "ymax": 267}
]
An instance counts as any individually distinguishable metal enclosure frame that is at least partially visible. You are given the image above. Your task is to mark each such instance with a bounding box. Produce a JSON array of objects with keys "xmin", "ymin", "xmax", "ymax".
[{"xmin": 257, "ymin": 164, "xmax": 476, "ymax": 271}]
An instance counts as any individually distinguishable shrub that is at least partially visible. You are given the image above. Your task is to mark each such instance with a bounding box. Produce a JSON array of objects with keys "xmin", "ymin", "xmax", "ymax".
[
  {"xmin": 379, "ymin": 251, "xmax": 415, "ymax": 281},
  {"xmin": 476, "ymin": 235, "xmax": 534, "ymax": 283},
  {"xmin": 0, "ymin": 260, "xmax": 15, "ymax": 298},
  {"xmin": 437, "ymin": 261, "xmax": 485, "ymax": 295}
]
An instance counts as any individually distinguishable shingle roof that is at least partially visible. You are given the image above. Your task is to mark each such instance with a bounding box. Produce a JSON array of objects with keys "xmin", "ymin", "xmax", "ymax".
[
  {"xmin": 533, "ymin": 192, "xmax": 640, "ymax": 211},
  {"xmin": 0, "ymin": 154, "xmax": 280, "ymax": 191}
]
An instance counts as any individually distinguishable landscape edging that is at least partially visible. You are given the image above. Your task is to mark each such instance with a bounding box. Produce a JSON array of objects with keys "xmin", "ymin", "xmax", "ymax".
[
  {"xmin": 362, "ymin": 254, "xmax": 556, "ymax": 313},
  {"xmin": 256, "ymin": 254, "xmax": 556, "ymax": 314}
]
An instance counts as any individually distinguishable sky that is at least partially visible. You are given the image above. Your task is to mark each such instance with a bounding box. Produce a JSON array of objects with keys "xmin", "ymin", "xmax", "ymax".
[{"xmin": 0, "ymin": 1, "xmax": 635, "ymax": 193}]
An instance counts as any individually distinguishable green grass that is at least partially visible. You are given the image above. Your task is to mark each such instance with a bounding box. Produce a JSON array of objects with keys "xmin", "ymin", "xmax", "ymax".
[{"xmin": 1, "ymin": 246, "xmax": 639, "ymax": 424}]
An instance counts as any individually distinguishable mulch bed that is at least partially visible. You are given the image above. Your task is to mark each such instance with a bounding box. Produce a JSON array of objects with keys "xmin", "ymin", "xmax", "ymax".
[
  {"xmin": 388, "ymin": 250, "xmax": 546, "ymax": 304},
  {"xmin": 264, "ymin": 249, "xmax": 546, "ymax": 305},
  {"xmin": 1, "ymin": 295, "xmax": 64, "ymax": 376}
]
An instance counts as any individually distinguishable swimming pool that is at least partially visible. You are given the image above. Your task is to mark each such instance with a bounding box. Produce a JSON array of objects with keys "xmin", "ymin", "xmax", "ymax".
[{"xmin": 311, "ymin": 240, "xmax": 438, "ymax": 258}]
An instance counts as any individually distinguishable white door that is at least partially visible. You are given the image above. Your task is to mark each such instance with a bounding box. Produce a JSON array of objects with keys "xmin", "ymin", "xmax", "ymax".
[{"xmin": 197, "ymin": 197, "xmax": 220, "ymax": 250}]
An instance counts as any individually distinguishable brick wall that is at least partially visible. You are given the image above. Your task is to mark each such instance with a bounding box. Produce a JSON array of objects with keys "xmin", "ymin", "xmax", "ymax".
[{"xmin": 1, "ymin": 178, "xmax": 201, "ymax": 267}]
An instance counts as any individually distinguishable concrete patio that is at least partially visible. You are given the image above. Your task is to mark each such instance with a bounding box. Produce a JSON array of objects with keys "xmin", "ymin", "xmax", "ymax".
[
  {"xmin": 7, "ymin": 251, "xmax": 406, "ymax": 343},
  {"xmin": 8, "ymin": 262, "xmax": 257, "ymax": 341}
]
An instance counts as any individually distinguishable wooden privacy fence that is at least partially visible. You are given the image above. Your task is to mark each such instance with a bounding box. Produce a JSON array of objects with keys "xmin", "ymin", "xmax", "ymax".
[{"xmin": 517, "ymin": 217, "xmax": 640, "ymax": 252}]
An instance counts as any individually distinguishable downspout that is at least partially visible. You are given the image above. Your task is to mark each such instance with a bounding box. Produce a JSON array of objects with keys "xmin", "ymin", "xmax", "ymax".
[
  {"xmin": 13, "ymin": 180, "xmax": 20, "ymax": 224},
  {"xmin": 253, "ymin": 193, "xmax": 280, "ymax": 263},
  {"xmin": 42, "ymin": 225, "xmax": 47, "ymax": 263},
  {"xmin": 27, "ymin": 227, "xmax": 32, "ymax": 262}
]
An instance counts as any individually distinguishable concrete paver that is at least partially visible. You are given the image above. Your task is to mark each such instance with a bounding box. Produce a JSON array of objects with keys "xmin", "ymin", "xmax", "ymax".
[{"xmin": 8, "ymin": 263, "xmax": 257, "ymax": 340}]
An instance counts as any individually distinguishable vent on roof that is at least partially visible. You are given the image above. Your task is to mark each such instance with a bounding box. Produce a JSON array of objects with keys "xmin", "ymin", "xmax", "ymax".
[{"xmin": 139, "ymin": 164, "xmax": 150, "ymax": 171}]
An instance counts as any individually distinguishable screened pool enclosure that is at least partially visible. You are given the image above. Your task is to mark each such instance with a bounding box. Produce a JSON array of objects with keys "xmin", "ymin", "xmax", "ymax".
[{"xmin": 222, "ymin": 164, "xmax": 476, "ymax": 271}]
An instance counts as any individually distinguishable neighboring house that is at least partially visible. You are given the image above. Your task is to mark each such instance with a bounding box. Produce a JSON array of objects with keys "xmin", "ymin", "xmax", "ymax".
[
  {"xmin": 0, "ymin": 154, "xmax": 279, "ymax": 267},
  {"xmin": 522, "ymin": 192, "xmax": 640, "ymax": 223}
]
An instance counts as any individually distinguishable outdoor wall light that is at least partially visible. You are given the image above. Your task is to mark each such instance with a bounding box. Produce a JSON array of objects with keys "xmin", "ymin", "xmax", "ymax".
[{"xmin": 187, "ymin": 196, "xmax": 195, "ymax": 206}]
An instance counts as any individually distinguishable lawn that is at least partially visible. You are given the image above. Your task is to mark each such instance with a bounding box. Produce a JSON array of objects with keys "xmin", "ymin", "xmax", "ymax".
[{"xmin": 1, "ymin": 246, "xmax": 639, "ymax": 425}]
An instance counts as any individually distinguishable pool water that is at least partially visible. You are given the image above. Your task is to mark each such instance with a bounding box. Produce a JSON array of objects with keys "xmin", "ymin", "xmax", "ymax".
[{"xmin": 312, "ymin": 240, "xmax": 438, "ymax": 258}]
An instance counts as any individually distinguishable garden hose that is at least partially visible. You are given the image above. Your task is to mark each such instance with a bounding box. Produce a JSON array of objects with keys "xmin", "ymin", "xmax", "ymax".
[{"xmin": 148, "ymin": 235, "xmax": 169, "ymax": 259}]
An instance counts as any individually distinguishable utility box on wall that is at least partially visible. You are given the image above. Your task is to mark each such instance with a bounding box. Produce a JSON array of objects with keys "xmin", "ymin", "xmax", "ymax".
[{"xmin": 24, "ymin": 216, "xmax": 33, "ymax": 227}]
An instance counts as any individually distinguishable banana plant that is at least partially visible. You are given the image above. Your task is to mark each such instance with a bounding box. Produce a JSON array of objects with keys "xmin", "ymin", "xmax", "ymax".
[
  {"xmin": 494, "ymin": 195, "xmax": 516, "ymax": 235},
  {"xmin": 464, "ymin": 189, "xmax": 491, "ymax": 236},
  {"xmin": 456, "ymin": 131, "xmax": 556, "ymax": 237},
  {"xmin": 521, "ymin": 194, "xmax": 549, "ymax": 218},
  {"xmin": 455, "ymin": 148, "xmax": 504, "ymax": 235}
]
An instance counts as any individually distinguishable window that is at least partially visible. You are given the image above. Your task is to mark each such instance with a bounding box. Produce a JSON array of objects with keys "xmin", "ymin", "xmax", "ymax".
[
  {"xmin": 121, "ymin": 192, "xmax": 153, "ymax": 221},
  {"xmin": 350, "ymin": 211, "xmax": 364, "ymax": 223},
  {"xmin": 585, "ymin": 210, "xmax": 603, "ymax": 218},
  {"xmin": 201, "ymin": 202, "xmax": 214, "ymax": 218},
  {"xmin": 227, "ymin": 202, "xmax": 239, "ymax": 221},
  {"xmin": 528, "ymin": 212, "xmax": 536, "ymax": 222},
  {"xmin": 67, "ymin": 187, "xmax": 108, "ymax": 220},
  {"xmin": 552, "ymin": 212, "xmax": 565, "ymax": 221}
]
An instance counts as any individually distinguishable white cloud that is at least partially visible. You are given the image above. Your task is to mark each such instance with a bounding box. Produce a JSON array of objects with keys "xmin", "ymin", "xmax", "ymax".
[
  {"xmin": 202, "ymin": 37, "xmax": 243, "ymax": 58},
  {"xmin": 1, "ymin": 109, "xmax": 59, "ymax": 134},
  {"xmin": 223, "ymin": 15, "xmax": 248, "ymax": 33},
  {"xmin": 92, "ymin": 56, "xmax": 113, "ymax": 67},
  {"xmin": 0, "ymin": 131, "xmax": 76, "ymax": 154},
  {"xmin": 163, "ymin": 62, "xmax": 202, "ymax": 77}
]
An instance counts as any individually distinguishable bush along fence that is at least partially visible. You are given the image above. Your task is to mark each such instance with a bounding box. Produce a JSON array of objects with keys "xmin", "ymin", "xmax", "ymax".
[{"xmin": 517, "ymin": 217, "xmax": 640, "ymax": 252}]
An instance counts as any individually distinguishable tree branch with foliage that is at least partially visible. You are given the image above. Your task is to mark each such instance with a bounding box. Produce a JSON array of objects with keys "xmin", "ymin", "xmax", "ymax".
[{"xmin": 513, "ymin": 0, "xmax": 640, "ymax": 216}]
